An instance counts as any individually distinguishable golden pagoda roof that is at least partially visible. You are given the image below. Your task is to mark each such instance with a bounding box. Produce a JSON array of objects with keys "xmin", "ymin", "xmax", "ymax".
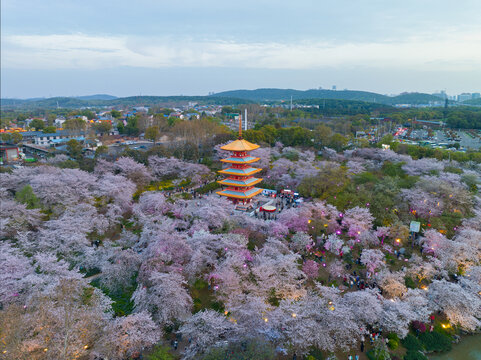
[{"xmin": 220, "ymin": 139, "xmax": 260, "ymax": 152}]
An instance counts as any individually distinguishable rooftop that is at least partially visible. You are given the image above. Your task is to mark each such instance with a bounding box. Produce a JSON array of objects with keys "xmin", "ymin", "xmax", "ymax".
[{"xmin": 220, "ymin": 139, "xmax": 259, "ymax": 152}]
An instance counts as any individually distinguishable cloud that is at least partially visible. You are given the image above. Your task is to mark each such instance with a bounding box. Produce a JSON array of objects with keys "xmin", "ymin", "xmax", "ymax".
[{"xmin": 3, "ymin": 32, "xmax": 481, "ymax": 71}]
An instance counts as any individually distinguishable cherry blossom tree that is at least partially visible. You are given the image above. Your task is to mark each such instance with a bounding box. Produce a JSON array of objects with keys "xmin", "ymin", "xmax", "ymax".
[
  {"xmin": 0, "ymin": 278, "xmax": 111, "ymax": 360},
  {"xmin": 427, "ymin": 279, "xmax": 481, "ymax": 330},
  {"xmin": 361, "ymin": 249, "xmax": 386, "ymax": 274},
  {"xmin": 302, "ymin": 260, "xmax": 320, "ymax": 279},
  {"xmin": 420, "ymin": 230, "xmax": 450, "ymax": 256},
  {"xmin": 342, "ymin": 207, "xmax": 374, "ymax": 238},
  {"xmin": 289, "ymin": 232, "xmax": 314, "ymax": 253},
  {"xmin": 0, "ymin": 199, "xmax": 42, "ymax": 239},
  {"xmin": 148, "ymin": 155, "xmax": 211, "ymax": 185},
  {"xmin": 132, "ymin": 271, "xmax": 192, "ymax": 325},
  {"xmin": 112, "ymin": 156, "xmax": 153, "ymax": 186},
  {"xmin": 377, "ymin": 271, "xmax": 407, "ymax": 299},
  {"xmin": 402, "ymin": 158, "xmax": 444, "ymax": 176},
  {"xmin": 324, "ymin": 234, "xmax": 344, "ymax": 255},
  {"xmin": 96, "ymin": 311, "xmax": 161, "ymax": 360},
  {"xmin": 180, "ymin": 309, "xmax": 238, "ymax": 360}
]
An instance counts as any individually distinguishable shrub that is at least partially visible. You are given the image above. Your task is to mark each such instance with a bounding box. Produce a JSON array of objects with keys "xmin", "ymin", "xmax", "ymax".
[
  {"xmin": 15, "ymin": 185, "xmax": 40, "ymax": 209},
  {"xmin": 388, "ymin": 338, "xmax": 399, "ymax": 350},
  {"xmin": 404, "ymin": 351, "xmax": 427, "ymax": 360},
  {"xmin": 401, "ymin": 334, "xmax": 423, "ymax": 352},
  {"xmin": 404, "ymin": 276, "xmax": 416, "ymax": 289},
  {"xmin": 412, "ymin": 320, "xmax": 426, "ymax": 333},
  {"xmin": 146, "ymin": 344, "xmax": 176, "ymax": 360},
  {"xmin": 307, "ymin": 347, "xmax": 324, "ymax": 360},
  {"xmin": 418, "ymin": 331, "xmax": 452, "ymax": 353}
]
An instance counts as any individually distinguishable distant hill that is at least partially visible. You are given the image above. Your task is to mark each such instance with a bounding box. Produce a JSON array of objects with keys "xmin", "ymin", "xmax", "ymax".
[
  {"xmin": 212, "ymin": 88, "xmax": 389, "ymax": 103},
  {"xmin": 390, "ymin": 92, "xmax": 442, "ymax": 105},
  {"xmin": 75, "ymin": 94, "xmax": 118, "ymax": 100},
  {"xmin": 0, "ymin": 90, "xmax": 446, "ymax": 110},
  {"xmin": 294, "ymin": 98, "xmax": 392, "ymax": 115},
  {"xmin": 212, "ymin": 88, "xmax": 441, "ymax": 105},
  {"xmin": 0, "ymin": 95, "xmax": 253, "ymax": 109}
]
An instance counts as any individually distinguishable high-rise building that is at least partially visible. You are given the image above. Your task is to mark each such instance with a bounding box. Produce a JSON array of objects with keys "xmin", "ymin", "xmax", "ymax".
[{"xmin": 457, "ymin": 93, "xmax": 472, "ymax": 102}]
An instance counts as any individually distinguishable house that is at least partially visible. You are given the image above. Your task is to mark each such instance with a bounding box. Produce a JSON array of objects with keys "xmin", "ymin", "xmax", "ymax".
[
  {"xmin": 54, "ymin": 117, "xmax": 66, "ymax": 127},
  {"xmin": 21, "ymin": 130, "xmax": 86, "ymax": 147},
  {"xmin": 0, "ymin": 143, "xmax": 20, "ymax": 163}
]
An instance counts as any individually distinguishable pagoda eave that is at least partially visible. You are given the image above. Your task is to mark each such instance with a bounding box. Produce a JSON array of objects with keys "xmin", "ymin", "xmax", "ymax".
[
  {"xmin": 220, "ymin": 156, "xmax": 260, "ymax": 164},
  {"xmin": 217, "ymin": 178, "xmax": 263, "ymax": 187},
  {"xmin": 218, "ymin": 168, "xmax": 262, "ymax": 176},
  {"xmin": 216, "ymin": 188, "xmax": 263, "ymax": 199}
]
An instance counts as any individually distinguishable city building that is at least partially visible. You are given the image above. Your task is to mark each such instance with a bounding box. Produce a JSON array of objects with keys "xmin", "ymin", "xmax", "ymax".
[{"xmin": 457, "ymin": 93, "xmax": 472, "ymax": 102}]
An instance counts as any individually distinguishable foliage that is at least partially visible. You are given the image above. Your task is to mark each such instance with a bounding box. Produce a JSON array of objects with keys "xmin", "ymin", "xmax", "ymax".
[
  {"xmin": 146, "ymin": 345, "xmax": 176, "ymax": 360},
  {"xmin": 418, "ymin": 331, "xmax": 452, "ymax": 353},
  {"xmin": 15, "ymin": 185, "xmax": 40, "ymax": 209}
]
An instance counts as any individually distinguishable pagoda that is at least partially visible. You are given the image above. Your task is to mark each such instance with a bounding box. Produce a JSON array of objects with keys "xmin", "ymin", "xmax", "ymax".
[{"xmin": 216, "ymin": 114, "xmax": 263, "ymax": 206}]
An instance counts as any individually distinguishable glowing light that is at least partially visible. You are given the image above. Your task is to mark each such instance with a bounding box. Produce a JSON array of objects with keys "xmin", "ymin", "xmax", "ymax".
[
  {"xmin": 395, "ymin": 238, "xmax": 401, "ymax": 243},
  {"xmin": 44, "ymin": 348, "xmax": 48, "ymax": 352},
  {"xmin": 357, "ymin": 231, "xmax": 361, "ymax": 235},
  {"xmin": 421, "ymin": 286, "xmax": 428, "ymax": 291},
  {"xmin": 264, "ymin": 317, "xmax": 268, "ymax": 323},
  {"xmin": 338, "ymin": 213, "xmax": 343, "ymax": 218},
  {"xmin": 308, "ymin": 220, "xmax": 312, "ymax": 224},
  {"xmin": 224, "ymin": 310, "xmax": 229, "ymax": 315},
  {"xmin": 292, "ymin": 313, "xmax": 297, "ymax": 318},
  {"xmin": 84, "ymin": 345, "xmax": 88, "ymax": 349},
  {"xmin": 329, "ymin": 306, "xmax": 335, "ymax": 311}
]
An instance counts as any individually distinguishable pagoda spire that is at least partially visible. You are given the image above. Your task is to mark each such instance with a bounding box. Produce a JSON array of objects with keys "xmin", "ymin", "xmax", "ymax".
[{"xmin": 238, "ymin": 114, "xmax": 242, "ymax": 139}]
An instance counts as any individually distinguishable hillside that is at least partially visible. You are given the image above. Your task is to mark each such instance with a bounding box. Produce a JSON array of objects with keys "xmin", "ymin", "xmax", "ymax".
[
  {"xmin": 75, "ymin": 94, "xmax": 118, "ymax": 100},
  {"xmin": 212, "ymin": 88, "xmax": 441, "ymax": 105},
  {"xmin": 0, "ymin": 95, "xmax": 253, "ymax": 109},
  {"xmin": 293, "ymin": 98, "xmax": 392, "ymax": 115},
  {"xmin": 390, "ymin": 92, "xmax": 442, "ymax": 105},
  {"xmin": 213, "ymin": 88, "xmax": 389, "ymax": 103}
]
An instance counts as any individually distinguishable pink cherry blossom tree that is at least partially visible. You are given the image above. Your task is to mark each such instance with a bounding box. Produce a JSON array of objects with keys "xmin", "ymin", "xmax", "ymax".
[
  {"xmin": 361, "ymin": 249, "xmax": 386, "ymax": 274},
  {"xmin": 96, "ymin": 311, "xmax": 161, "ymax": 360}
]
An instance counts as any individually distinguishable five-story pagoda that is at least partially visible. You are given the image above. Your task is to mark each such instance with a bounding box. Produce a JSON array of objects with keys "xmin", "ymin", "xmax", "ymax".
[{"xmin": 216, "ymin": 115, "xmax": 263, "ymax": 207}]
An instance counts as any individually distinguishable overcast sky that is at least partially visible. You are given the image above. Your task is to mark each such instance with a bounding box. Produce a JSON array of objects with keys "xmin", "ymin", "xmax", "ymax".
[{"xmin": 2, "ymin": 0, "xmax": 481, "ymax": 98}]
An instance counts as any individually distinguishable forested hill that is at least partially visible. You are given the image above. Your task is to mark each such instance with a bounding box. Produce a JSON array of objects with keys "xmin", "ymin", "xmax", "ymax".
[
  {"xmin": 212, "ymin": 88, "xmax": 441, "ymax": 105},
  {"xmin": 0, "ymin": 96, "xmax": 254, "ymax": 109},
  {"xmin": 1, "ymin": 90, "xmax": 443, "ymax": 110}
]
